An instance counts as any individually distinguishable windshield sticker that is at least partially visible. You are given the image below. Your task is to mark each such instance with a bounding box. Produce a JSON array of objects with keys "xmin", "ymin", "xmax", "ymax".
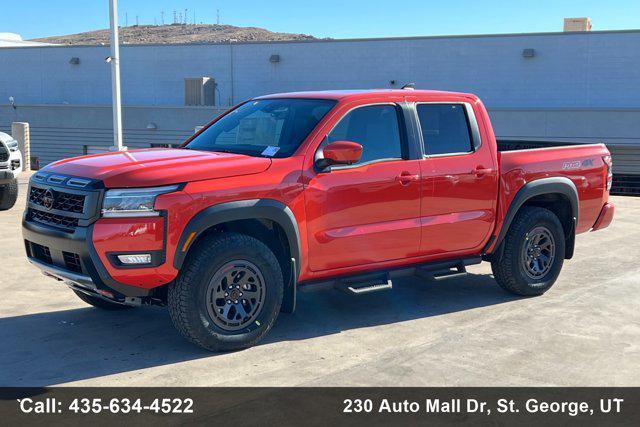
[{"xmin": 261, "ymin": 146, "xmax": 280, "ymax": 157}]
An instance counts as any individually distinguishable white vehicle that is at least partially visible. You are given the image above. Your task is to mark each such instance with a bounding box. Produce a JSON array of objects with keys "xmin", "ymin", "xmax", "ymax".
[{"xmin": 0, "ymin": 132, "xmax": 22, "ymax": 210}]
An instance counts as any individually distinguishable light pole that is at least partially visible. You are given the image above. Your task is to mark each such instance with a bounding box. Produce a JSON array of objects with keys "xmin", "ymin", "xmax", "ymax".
[{"xmin": 108, "ymin": 0, "xmax": 125, "ymax": 151}]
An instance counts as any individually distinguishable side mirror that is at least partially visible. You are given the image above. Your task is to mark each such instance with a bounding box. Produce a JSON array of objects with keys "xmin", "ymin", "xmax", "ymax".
[{"xmin": 316, "ymin": 141, "xmax": 363, "ymax": 170}]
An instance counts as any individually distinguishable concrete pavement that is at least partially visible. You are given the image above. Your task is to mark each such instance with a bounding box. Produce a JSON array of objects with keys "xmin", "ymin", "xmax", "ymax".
[{"xmin": 1, "ymin": 173, "xmax": 639, "ymax": 386}]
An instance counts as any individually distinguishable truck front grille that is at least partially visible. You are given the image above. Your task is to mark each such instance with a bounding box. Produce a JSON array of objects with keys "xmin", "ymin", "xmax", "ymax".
[
  {"xmin": 28, "ymin": 208, "xmax": 79, "ymax": 230},
  {"xmin": 29, "ymin": 187, "xmax": 86, "ymax": 213},
  {"xmin": 27, "ymin": 174, "xmax": 103, "ymax": 232}
]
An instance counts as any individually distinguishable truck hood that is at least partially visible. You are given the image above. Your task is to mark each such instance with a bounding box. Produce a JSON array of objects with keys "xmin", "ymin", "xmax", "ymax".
[{"xmin": 44, "ymin": 148, "xmax": 272, "ymax": 188}]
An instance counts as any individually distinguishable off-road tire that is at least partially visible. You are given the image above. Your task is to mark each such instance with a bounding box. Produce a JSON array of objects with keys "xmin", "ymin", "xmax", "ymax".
[
  {"xmin": 0, "ymin": 178, "xmax": 18, "ymax": 210},
  {"xmin": 491, "ymin": 206, "xmax": 565, "ymax": 296},
  {"xmin": 168, "ymin": 232, "xmax": 284, "ymax": 352},
  {"xmin": 73, "ymin": 290, "xmax": 133, "ymax": 310}
]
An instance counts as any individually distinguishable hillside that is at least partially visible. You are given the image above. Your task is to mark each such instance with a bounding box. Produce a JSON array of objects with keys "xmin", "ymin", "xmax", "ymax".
[{"xmin": 31, "ymin": 24, "xmax": 319, "ymax": 45}]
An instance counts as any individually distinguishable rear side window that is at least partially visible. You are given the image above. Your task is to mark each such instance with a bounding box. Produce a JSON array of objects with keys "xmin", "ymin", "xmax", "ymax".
[
  {"xmin": 327, "ymin": 104, "xmax": 403, "ymax": 164},
  {"xmin": 417, "ymin": 104, "xmax": 473, "ymax": 156}
]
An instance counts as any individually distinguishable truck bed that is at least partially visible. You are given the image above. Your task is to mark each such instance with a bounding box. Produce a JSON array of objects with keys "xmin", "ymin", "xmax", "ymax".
[
  {"xmin": 497, "ymin": 142, "xmax": 610, "ymax": 234},
  {"xmin": 497, "ymin": 139, "xmax": 639, "ymax": 196}
]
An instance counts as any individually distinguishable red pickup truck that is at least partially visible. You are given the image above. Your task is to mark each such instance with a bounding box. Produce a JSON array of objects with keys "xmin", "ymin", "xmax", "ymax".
[{"xmin": 23, "ymin": 89, "xmax": 615, "ymax": 351}]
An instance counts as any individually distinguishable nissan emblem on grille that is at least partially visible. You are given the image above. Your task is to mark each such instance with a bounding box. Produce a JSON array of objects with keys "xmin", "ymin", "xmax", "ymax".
[{"xmin": 42, "ymin": 189, "xmax": 55, "ymax": 211}]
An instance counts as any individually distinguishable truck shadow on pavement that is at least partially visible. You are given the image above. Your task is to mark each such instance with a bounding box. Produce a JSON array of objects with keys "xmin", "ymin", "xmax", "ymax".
[{"xmin": 0, "ymin": 273, "xmax": 518, "ymax": 386}]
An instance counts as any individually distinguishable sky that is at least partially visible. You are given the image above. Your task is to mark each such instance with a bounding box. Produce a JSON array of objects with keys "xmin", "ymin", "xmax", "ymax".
[{"xmin": 3, "ymin": 0, "xmax": 639, "ymax": 40}]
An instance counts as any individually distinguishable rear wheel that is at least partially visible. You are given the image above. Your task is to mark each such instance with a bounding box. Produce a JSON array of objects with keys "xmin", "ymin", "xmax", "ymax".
[
  {"xmin": 0, "ymin": 178, "xmax": 18, "ymax": 210},
  {"xmin": 168, "ymin": 232, "xmax": 283, "ymax": 352},
  {"xmin": 491, "ymin": 206, "xmax": 565, "ymax": 296},
  {"xmin": 73, "ymin": 290, "xmax": 133, "ymax": 310}
]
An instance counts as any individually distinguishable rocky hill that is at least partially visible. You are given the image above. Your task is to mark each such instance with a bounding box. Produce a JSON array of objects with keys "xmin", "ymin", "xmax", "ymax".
[{"xmin": 32, "ymin": 24, "xmax": 319, "ymax": 45}]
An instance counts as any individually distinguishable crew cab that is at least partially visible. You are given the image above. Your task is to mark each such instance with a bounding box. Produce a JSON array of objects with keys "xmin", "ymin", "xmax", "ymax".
[{"xmin": 22, "ymin": 89, "xmax": 615, "ymax": 351}]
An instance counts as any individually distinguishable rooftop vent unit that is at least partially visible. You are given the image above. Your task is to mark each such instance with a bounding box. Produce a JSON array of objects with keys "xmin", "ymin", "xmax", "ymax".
[
  {"xmin": 184, "ymin": 77, "xmax": 216, "ymax": 106},
  {"xmin": 563, "ymin": 17, "xmax": 592, "ymax": 32}
]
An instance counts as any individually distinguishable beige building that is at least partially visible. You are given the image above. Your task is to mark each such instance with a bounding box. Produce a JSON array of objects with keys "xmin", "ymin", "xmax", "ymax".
[{"xmin": 564, "ymin": 17, "xmax": 592, "ymax": 32}]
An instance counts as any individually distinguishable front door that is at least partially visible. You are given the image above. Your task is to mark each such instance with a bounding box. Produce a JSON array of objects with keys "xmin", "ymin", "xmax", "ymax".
[{"xmin": 305, "ymin": 103, "xmax": 422, "ymax": 271}]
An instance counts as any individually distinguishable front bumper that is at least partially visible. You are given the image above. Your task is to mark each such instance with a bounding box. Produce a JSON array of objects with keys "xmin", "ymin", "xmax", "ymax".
[
  {"xmin": 0, "ymin": 148, "xmax": 22, "ymax": 184},
  {"xmin": 22, "ymin": 171, "xmax": 192, "ymax": 298},
  {"xmin": 23, "ymin": 218, "xmax": 152, "ymax": 300},
  {"xmin": 27, "ymin": 258, "xmax": 140, "ymax": 306}
]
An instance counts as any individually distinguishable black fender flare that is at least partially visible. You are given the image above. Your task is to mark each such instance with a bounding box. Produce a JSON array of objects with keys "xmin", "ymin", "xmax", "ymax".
[
  {"xmin": 486, "ymin": 177, "xmax": 578, "ymax": 258},
  {"xmin": 174, "ymin": 199, "xmax": 302, "ymax": 279}
]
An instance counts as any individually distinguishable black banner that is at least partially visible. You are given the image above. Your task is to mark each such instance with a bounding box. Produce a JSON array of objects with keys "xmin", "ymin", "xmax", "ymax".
[{"xmin": 1, "ymin": 387, "xmax": 638, "ymax": 426}]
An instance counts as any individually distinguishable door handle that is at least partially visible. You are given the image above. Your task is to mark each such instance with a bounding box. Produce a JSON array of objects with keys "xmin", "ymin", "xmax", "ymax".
[
  {"xmin": 396, "ymin": 172, "xmax": 420, "ymax": 185},
  {"xmin": 473, "ymin": 166, "xmax": 493, "ymax": 177}
]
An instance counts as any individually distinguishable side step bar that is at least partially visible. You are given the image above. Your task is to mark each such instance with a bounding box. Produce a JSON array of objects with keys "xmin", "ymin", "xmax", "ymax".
[
  {"xmin": 346, "ymin": 279, "xmax": 393, "ymax": 295},
  {"xmin": 418, "ymin": 263, "xmax": 468, "ymax": 281},
  {"xmin": 298, "ymin": 256, "xmax": 481, "ymax": 293}
]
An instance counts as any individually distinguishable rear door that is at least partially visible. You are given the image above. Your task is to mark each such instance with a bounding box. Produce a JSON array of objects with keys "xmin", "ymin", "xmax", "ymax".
[
  {"xmin": 304, "ymin": 101, "xmax": 422, "ymax": 271},
  {"xmin": 416, "ymin": 102, "xmax": 498, "ymax": 255}
]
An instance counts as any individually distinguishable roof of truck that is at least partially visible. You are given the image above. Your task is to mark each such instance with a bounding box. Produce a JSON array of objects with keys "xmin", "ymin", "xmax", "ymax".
[{"xmin": 255, "ymin": 89, "xmax": 477, "ymax": 101}]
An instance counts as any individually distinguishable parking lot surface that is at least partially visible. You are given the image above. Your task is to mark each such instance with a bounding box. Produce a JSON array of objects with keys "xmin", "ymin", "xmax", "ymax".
[{"xmin": 1, "ymin": 173, "xmax": 638, "ymax": 386}]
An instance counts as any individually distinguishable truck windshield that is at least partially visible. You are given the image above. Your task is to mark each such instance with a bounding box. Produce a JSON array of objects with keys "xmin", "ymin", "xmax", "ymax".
[{"xmin": 185, "ymin": 98, "xmax": 336, "ymax": 158}]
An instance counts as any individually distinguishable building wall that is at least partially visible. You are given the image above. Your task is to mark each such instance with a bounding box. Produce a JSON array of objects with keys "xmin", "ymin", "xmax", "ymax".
[{"xmin": 1, "ymin": 31, "xmax": 639, "ymax": 108}]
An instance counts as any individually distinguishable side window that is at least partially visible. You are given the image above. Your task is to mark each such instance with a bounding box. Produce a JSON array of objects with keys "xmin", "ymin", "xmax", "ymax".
[
  {"xmin": 327, "ymin": 105, "xmax": 403, "ymax": 164},
  {"xmin": 416, "ymin": 104, "xmax": 473, "ymax": 156}
]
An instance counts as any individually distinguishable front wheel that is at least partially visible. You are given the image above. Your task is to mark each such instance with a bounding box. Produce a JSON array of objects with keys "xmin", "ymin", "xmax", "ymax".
[
  {"xmin": 491, "ymin": 206, "xmax": 565, "ymax": 296},
  {"xmin": 168, "ymin": 232, "xmax": 283, "ymax": 352}
]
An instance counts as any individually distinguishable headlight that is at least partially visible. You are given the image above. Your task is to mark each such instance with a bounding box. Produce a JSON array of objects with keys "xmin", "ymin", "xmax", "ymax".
[{"xmin": 101, "ymin": 185, "xmax": 180, "ymax": 217}]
